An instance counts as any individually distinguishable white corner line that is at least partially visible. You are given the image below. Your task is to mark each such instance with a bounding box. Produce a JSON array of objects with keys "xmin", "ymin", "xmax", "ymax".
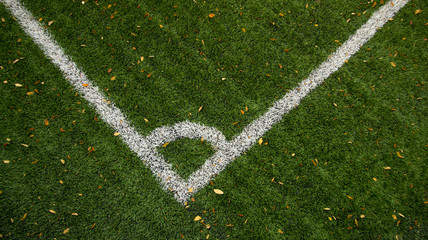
[{"xmin": 1, "ymin": 0, "xmax": 409, "ymax": 204}]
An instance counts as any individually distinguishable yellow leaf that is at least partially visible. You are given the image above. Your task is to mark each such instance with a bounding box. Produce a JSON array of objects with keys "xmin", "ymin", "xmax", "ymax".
[
  {"xmin": 48, "ymin": 20, "xmax": 54, "ymax": 26},
  {"xmin": 278, "ymin": 229, "xmax": 284, "ymax": 234},
  {"xmin": 198, "ymin": 106, "xmax": 203, "ymax": 112},
  {"xmin": 82, "ymin": 83, "xmax": 89, "ymax": 87},
  {"xmin": 162, "ymin": 142, "xmax": 169, "ymax": 147},
  {"xmin": 159, "ymin": 25, "xmax": 163, "ymax": 28},
  {"xmin": 49, "ymin": 210, "xmax": 56, "ymax": 214},
  {"xmin": 258, "ymin": 138, "xmax": 263, "ymax": 145},
  {"xmin": 20, "ymin": 213, "xmax": 27, "ymax": 221},
  {"xmin": 12, "ymin": 59, "xmax": 19, "ymax": 64},
  {"xmin": 144, "ymin": 118, "xmax": 149, "ymax": 122},
  {"xmin": 60, "ymin": 180, "xmax": 64, "ymax": 184},
  {"xmin": 392, "ymin": 214, "xmax": 397, "ymax": 220},
  {"xmin": 72, "ymin": 213, "xmax": 78, "ymax": 216},
  {"xmin": 44, "ymin": 119, "xmax": 49, "ymax": 126},
  {"xmin": 209, "ymin": 13, "xmax": 215, "ymax": 18},
  {"xmin": 214, "ymin": 189, "xmax": 224, "ymax": 195},
  {"xmin": 396, "ymin": 151, "xmax": 404, "ymax": 158},
  {"xmin": 194, "ymin": 216, "xmax": 202, "ymax": 221},
  {"xmin": 279, "ymin": 13, "xmax": 284, "ymax": 17},
  {"xmin": 391, "ymin": 62, "xmax": 396, "ymax": 67},
  {"xmin": 373, "ymin": 177, "xmax": 377, "ymax": 181},
  {"xmin": 114, "ymin": 132, "xmax": 120, "ymax": 136},
  {"xmin": 110, "ymin": 76, "xmax": 116, "ymax": 81},
  {"xmin": 15, "ymin": 83, "xmax": 23, "ymax": 87},
  {"xmin": 3, "ymin": 160, "xmax": 10, "ymax": 164},
  {"xmin": 347, "ymin": 195, "xmax": 353, "ymax": 200},
  {"xmin": 63, "ymin": 228, "xmax": 70, "ymax": 234},
  {"xmin": 60, "ymin": 159, "xmax": 65, "ymax": 164},
  {"xmin": 383, "ymin": 166, "xmax": 391, "ymax": 170},
  {"xmin": 188, "ymin": 188, "xmax": 193, "ymax": 193},
  {"xmin": 27, "ymin": 92, "xmax": 34, "ymax": 96},
  {"xmin": 240, "ymin": 109, "xmax": 245, "ymax": 114},
  {"xmin": 415, "ymin": 9, "xmax": 422, "ymax": 15},
  {"xmin": 242, "ymin": 28, "xmax": 246, "ymax": 32}
]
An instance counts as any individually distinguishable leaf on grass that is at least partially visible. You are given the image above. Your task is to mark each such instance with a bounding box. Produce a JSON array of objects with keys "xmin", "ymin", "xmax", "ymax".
[
  {"xmin": 15, "ymin": 83, "xmax": 23, "ymax": 87},
  {"xmin": 162, "ymin": 142, "xmax": 169, "ymax": 147},
  {"xmin": 108, "ymin": 68, "xmax": 112, "ymax": 73},
  {"xmin": 20, "ymin": 213, "xmax": 27, "ymax": 221},
  {"xmin": 258, "ymin": 138, "xmax": 263, "ymax": 145},
  {"xmin": 347, "ymin": 195, "xmax": 353, "ymax": 200},
  {"xmin": 12, "ymin": 59, "xmax": 20, "ymax": 64},
  {"xmin": 392, "ymin": 214, "xmax": 397, "ymax": 220},
  {"xmin": 72, "ymin": 213, "xmax": 78, "ymax": 216},
  {"xmin": 240, "ymin": 109, "xmax": 245, "ymax": 114},
  {"xmin": 209, "ymin": 13, "xmax": 215, "ymax": 18},
  {"xmin": 27, "ymin": 92, "xmax": 34, "ymax": 95},
  {"xmin": 278, "ymin": 229, "xmax": 284, "ymax": 234},
  {"xmin": 44, "ymin": 119, "xmax": 49, "ymax": 126},
  {"xmin": 396, "ymin": 152, "xmax": 404, "ymax": 158},
  {"xmin": 114, "ymin": 132, "xmax": 120, "ymax": 136},
  {"xmin": 82, "ymin": 83, "xmax": 89, "ymax": 87},
  {"xmin": 63, "ymin": 228, "xmax": 70, "ymax": 234},
  {"xmin": 3, "ymin": 160, "xmax": 10, "ymax": 164},
  {"xmin": 49, "ymin": 210, "xmax": 56, "ymax": 214},
  {"xmin": 242, "ymin": 28, "xmax": 246, "ymax": 32},
  {"xmin": 188, "ymin": 188, "xmax": 193, "ymax": 193},
  {"xmin": 391, "ymin": 62, "xmax": 396, "ymax": 67},
  {"xmin": 194, "ymin": 216, "xmax": 201, "ymax": 221},
  {"xmin": 383, "ymin": 166, "xmax": 391, "ymax": 170},
  {"xmin": 60, "ymin": 159, "xmax": 65, "ymax": 164},
  {"xmin": 110, "ymin": 76, "xmax": 116, "ymax": 81},
  {"xmin": 198, "ymin": 106, "xmax": 203, "ymax": 112},
  {"xmin": 415, "ymin": 9, "xmax": 422, "ymax": 15},
  {"xmin": 214, "ymin": 189, "xmax": 224, "ymax": 195},
  {"xmin": 48, "ymin": 20, "xmax": 54, "ymax": 26}
]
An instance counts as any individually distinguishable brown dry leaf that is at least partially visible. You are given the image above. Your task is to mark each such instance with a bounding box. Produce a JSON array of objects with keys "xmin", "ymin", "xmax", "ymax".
[
  {"xmin": 214, "ymin": 189, "xmax": 224, "ymax": 195},
  {"xmin": 209, "ymin": 13, "xmax": 215, "ymax": 18},
  {"xmin": 258, "ymin": 138, "xmax": 263, "ymax": 145},
  {"xmin": 110, "ymin": 76, "xmax": 116, "ymax": 81},
  {"xmin": 108, "ymin": 68, "xmax": 112, "ymax": 73},
  {"xmin": 194, "ymin": 216, "xmax": 202, "ymax": 221},
  {"xmin": 44, "ymin": 119, "xmax": 49, "ymax": 126},
  {"xmin": 113, "ymin": 132, "xmax": 120, "ymax": 136},
  {"xmin": 147, "ymin": 73, "xmax": 152, "ymax": 78},
  {"xmin": 63, "ymin": 228, "xmax": 70, "ymax": 234},
  {"xmin": 391, "ymin": 62, "xmax": 396, "ymax": 67},
  {"xmin": 49, "ymin": 210, "xmax": 56, "ymax": 214},
  {"xmin": 15, "ymin": 83, "xmax": 23, "ymax": 87},
  {"xmin": 396, "ymin": 151, "xmax": 404, "ymax": 158}
]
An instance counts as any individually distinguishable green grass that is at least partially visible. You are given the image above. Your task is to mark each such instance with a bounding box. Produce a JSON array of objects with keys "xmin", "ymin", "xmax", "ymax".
[{"xmin": 1, "ymin": 0, "xmax": 427, "ymax": 239}]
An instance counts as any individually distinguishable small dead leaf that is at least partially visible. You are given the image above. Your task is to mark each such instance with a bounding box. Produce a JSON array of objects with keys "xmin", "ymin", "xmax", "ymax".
[
  {"xmin": 91, "ymin": 223, "xmax": 96, "ymax": 229},
  {"xmin": 82, "ymin": 83, "xmax": 89, "ymax": 87},
  {"xmin": 48, "ymin": 20, "xmax": 54, "ymax": 26},
  {"xmin": 324, "ymin": 208, "xmax": 331, "ymax": 211},
  {"xmin": 27, "ymin": 92, "xmax": 34, "ymax": 96},
  {"xmin": 147, "ymin": 73, "xmax": 152, "ymax": 78},
  {"xmin": 3, "ymin": 160, "xmax": 10, "ymax": 164},
  {"xmin": 108, "ymin": 68, "xmax": 112, "ymax": 73},
  {"xmin": 415, "ymin": 9, "xmax": 422, "ymax": 15},
  {"xmin": 162, "ymin": 142, "xmax": 169, "ymax": 147},
  {"xmin": 44, "ymin": 119, "xmax": 49, "ymax": 126},
  {"xmin": 383, "ymin": 166, "xmax": 391, "ymax": 170},
  {"xmin": 12, "ymin": 59, "xmax": 20, "ymax": 64},
  {"xmin": 194, "ymin": 216, "xmax": 202, "ymax": 221},
  {"xmin": 214, "ymin": 189, "xmax": 224, "ymax": 195},
  {"xmin": 209, "ymin": 13, "xmax": 215, "ymax": 18},
  {"xmin": 72, "ymin": 213, "xmax": 78, "ymax": 216},
  {"xmin": 49, "ymin": 210, "xmax": 56, "ymax": 214},
  {"xmin": 15, "ymin": 83, "xmax": 23, "ymax": 87},
  {"xmin": 240, "ymin": 109, "xmax": 245, "ymax": 114},
  {"xmin": 60, "ymin": 159, "xmax": 65, "ymax": 164},
  {"xmin": 392, "ymin": 214, "xmax": 397, "ymax": 220},
  {"xmin": 60, "ymin": 180, "xmax": 64, "ymax": 184},
  {"xmin": 258, "ymin": 138, "xmax": 263, "ymax": 145},
  {"xmin": 144, "ymin": 118, "xmax": 149, "ymax": 122},
  {"xmin": 242, "ymin": 28, "xmax": 246, "ymax": 32},
  {"xmin": 396, "ymin": 151, "xmax": 404, "ymax": 158},
  {"xmin": 347, "ymin": 195, "xmax": 353, "ymax": 200},
  {"xmin": 110, "ymin": 76, "xmax": 116, "ymax": 81},
  {"xmin": 63, "ymin": 228, "xmax": 70, "ymax": 234},
  {"xmin": 20, "ymin": 213, "xmax": 27, "ymax": 221},
  {"xmin": 188, "ymin": 188, "xmax": 193, "ymax": 193},
  {"xmin": 113, "ymin": 132, "xmax": 120, "ymax": 136},
  {"xmin": 391, "ymin": 62, "xmax": 396, "ymax": 67},
  {"xmin": 198, "ymin": 106, "xmax": 203, "ymax": 112},
  {"xmin": 278, "ymin": 229, "xmax": 284, "ymax": 234}
]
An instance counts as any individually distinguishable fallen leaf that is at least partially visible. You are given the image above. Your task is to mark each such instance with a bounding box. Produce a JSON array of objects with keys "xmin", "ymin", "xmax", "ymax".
[
  {"xmin": 72, "ymin": 213, "xmax": 78, "ymax": 216},
  {"xmin": 12, "ymin": 59, "xmax": 20, "ymax": 64},
  {"xmin": 240, "ymin": 109, "xmax": 245, "ymax": 114},
  {"xmin": 91, "ymin": 223, "xmax": 96, "ymax": 229},
  {"xmin": 278, "ymin": 229, "xmax": 284, "ymax": 234},
  {"xmin": 415, "ymin": 9, "xmax": 422, "ymax": 15},
  {"xmin": 162, "ymin": 142, "xmax": 169, "ymax": 147},
  {"xmin": 110, "ymin": 76, "xmax": 116, "ymax": 81},
  {"xmin": 396, "ymin": 151, "xmax": 404, "ymax": 158},
  {"xmin": 209, "ymin": 13, "xmax": 215, "ymax": 18},
  {"xmin": 194, "ymin": 216, "xmax": 201, "ymax": 221},
  {"xmin": 242, "ymin": 28, "xmax": 246, "ymax": 32},
  {"xmin": 3, "ymin": 160, "xmax": 10, "ymax": 164},
  {"xmin": 20, "ymin": 213, "xmax": 27, "ymax": 221},
  {"xmin": 347, "ymin": 195, "xmax": 353, "ymax": 200},
  {"xmin": 44, "ymin": 119, "xmax": 49, "ymax": 126},
  {"xmin": 27, "ymin": 92, "xmax": 34, "ymax": 95},
  {"xmin": 188, "ymin": 188, "xmax": 193, "ymax": 193},
  {"xmin": 48, "ymin": 20, "xmax": 54, "ymax": 26},
  {"xmin": 113, "ymin": 132, "xmax": 120, "ymax": 136},
  {"xmin": 60, "ymin": 180, "xmax": 64, "ymax": 184},
  {"xmin": 82, "ymin": 83, "xmax": 89, "ymax": 87},
  {"xmin": 391, "ymin": 62, "xmax": 396, "ymax": 67},
  {"xmin": 63, "ymin": 228, "xmax": 70, "ymax": 234},
  {"xmin": 108, "ymin": 68, "xmax": 112, "ymax": 73},
  {"xmin": 383, "ymin": 166, "xmax": 391, "ymax": 170},
  {"xmin": 147, "ymin": 73, "xmax": 152, "ymax": 78},
  {"xmin": 198, "ymin": 106, "xmax": 203, "ymax": 112},
  {"xmin": 373, "ymin": 177, "xmax": 377, "ymax": 181},
  {"xmin": 15, "ymin": 83, "xmax": 23, "ymax": 87},
  {"xmin": 60, "ymin": 159, "xmax": 65, "ymax": 164},
  {"xmin": 258, "ymin": 138, "xmax": 263, "ymax": 145},
  {"xmin": 324, "ymin": 208, "xmax": 331, "ymax": 211},
  {"xmin": 49, "ymin": 210, "xmax": 56, "ymax": 214},
  {"xmin": 214, "ymin": 189, "xmax": 224, "ymax": 195},
  {"xmin": 392, "ymin": 214, "xmax": 397, "ymax": 220}
]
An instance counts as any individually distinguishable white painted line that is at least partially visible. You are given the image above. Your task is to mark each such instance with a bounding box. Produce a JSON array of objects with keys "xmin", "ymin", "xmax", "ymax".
[{"xmin": 2, "ymin": 0, "xmax": 409, "ymax": 204}]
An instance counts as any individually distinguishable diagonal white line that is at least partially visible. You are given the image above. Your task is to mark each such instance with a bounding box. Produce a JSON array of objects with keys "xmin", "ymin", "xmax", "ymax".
[{"xmin": 1, "ymin": 0, "xmax": 409, "ymax": 204}]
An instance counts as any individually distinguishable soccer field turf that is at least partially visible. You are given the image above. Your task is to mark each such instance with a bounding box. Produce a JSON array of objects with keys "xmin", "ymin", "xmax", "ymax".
[{"xmin": 1, "ymin": 0, "xmax": 427, "ymax": 239}]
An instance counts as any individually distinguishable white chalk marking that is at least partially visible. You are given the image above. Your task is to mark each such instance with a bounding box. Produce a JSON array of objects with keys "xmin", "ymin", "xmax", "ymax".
[{"xmin": 1, "ymin": 0, "xmax": 409, "ymax": 204}]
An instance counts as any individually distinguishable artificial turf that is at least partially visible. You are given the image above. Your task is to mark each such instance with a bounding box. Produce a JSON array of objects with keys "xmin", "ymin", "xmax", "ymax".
[{"xmin": 0, "ymin": 0, "xmax": 427, "ymax": 239}]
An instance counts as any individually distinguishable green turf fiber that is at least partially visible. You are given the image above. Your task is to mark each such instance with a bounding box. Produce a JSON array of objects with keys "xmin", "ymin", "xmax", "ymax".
[{"xmin": 1, "ymin": 0, "xmax": 426, "ymax": 239}]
